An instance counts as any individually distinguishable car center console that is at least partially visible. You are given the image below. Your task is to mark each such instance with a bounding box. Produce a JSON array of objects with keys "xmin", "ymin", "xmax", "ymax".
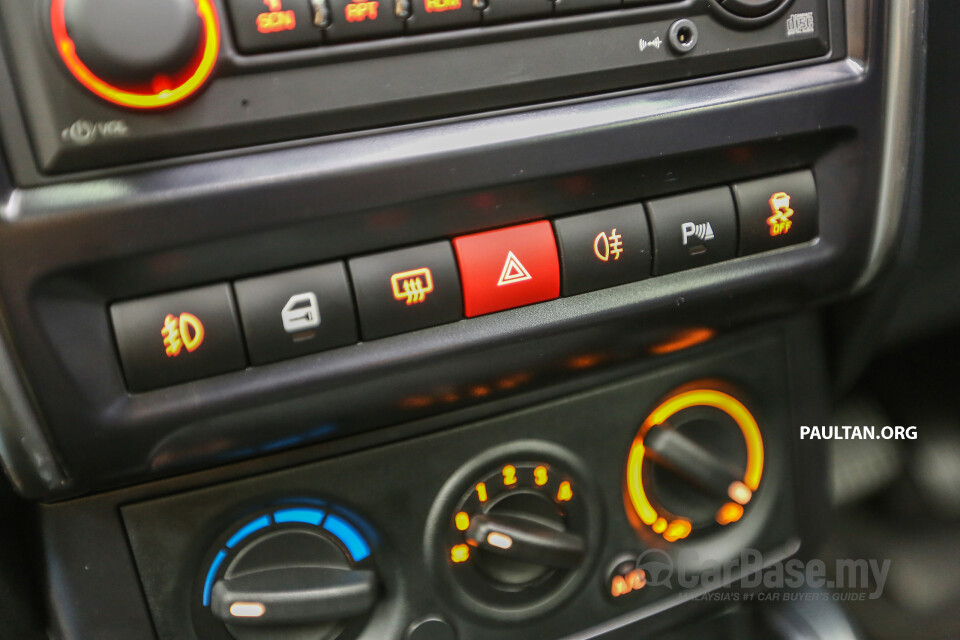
[{"xmin": 0, "ymin": 0, "xmax": 924, "ymax": 639}]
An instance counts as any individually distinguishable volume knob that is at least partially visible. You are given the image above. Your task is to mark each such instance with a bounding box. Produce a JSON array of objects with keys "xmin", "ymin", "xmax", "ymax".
[{"xmin": 51, "ymin": 0, "xmax": 220, "ymax": 109}]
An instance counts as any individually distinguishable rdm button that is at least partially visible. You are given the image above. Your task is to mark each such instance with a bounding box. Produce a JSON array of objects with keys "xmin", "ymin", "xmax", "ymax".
[
  {"xmin": 407, "ymin": 0, "xmax": 481, "ymax": 32},
  {"xmin": 111, "ymin": 284, "xmax": 246, "ymax": 392}
]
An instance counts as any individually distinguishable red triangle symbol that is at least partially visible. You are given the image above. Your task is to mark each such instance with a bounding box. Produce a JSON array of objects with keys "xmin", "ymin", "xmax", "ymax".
[{"xmin": 497, "ymin": 251, "xmax": 533, "ymax": 286}]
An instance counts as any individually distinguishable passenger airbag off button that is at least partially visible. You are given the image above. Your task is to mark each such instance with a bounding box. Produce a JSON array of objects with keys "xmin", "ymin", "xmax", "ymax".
[{"xmin": 733, "ymin": 170, "xmax": 818, "ymax": 256}]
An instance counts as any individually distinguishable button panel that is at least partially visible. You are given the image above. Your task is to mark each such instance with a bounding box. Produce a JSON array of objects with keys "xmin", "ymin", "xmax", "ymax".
[
  {"xmin": 108, "ymin": 171, "xmax": 817, "ymax": 390},
  {"xmin": 224, "ymin": 0, "xmax": 678, "ymax": 49}
]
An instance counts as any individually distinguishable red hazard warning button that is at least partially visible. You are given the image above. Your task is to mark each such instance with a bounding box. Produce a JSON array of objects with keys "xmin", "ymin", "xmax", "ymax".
[{"xmin": 453, "ymin": 221, "xmax": 561, "ymax": 318}]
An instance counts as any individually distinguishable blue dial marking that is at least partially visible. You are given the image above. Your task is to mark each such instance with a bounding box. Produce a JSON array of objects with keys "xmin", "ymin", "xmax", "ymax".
[
  {"xmin": 204, "ymin": 506, "xmax": 372, "ymax": 606},
  {"xmin": 273, "ymin": 507, "xmax": 325, "ymax": 526},
  {"xmin": 225, "ymin": 515, "xmax": 271, "ymax": 549},
  {"xmin": 323, "ymin": 514, "xmax": 371, "ymax": 562},
  {"xmin": 202, "ymin": 550, "xmax": 228, "ymax": 607}
]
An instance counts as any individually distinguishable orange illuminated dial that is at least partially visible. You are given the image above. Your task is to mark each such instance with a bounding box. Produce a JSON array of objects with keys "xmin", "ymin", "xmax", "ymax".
[
  {"xmin": 50, "ymin": 0, "xmax": 220, "ymax": 110},
  {"xmin": 624, "ymin": 388, "xmax": 764, "ymax": 541}
]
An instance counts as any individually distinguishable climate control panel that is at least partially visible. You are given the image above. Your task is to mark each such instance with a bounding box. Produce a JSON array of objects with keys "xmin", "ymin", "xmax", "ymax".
[{"xmin": 120, "ymin": 327, "xmax": 815, "ymax": 639}]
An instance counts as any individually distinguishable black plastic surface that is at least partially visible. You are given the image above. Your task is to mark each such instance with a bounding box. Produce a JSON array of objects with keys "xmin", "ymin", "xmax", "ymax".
[{"xmin": 0, "ymin": 0, "xmax": 865, "ymax": 498}]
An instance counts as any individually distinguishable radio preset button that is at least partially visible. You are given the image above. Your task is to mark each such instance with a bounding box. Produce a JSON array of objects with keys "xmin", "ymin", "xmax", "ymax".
[
  {"xmin": 226, "ymin": 0, "xmax": 320, "ymax": 53},
  {"xmin": 325, "ymin": 0, "xmax": 405, "ymax": 42},
  {"xmin": 555, "ymin": 0, "xmax": 621, "ymax": 15},
  {"xmin": 482, "ymin": 0, "xmax": 553, "ymax": 23},
  {"xmin": 646, "ymin": 187, "xmax": 738, "ymax": 275},
  {"xmin": 407, "ymin": 0, "xmax": 481, "ymax": 33}
]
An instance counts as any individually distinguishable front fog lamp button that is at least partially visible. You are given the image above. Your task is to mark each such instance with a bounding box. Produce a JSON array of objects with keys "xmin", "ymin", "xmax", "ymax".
[{"xmin": 110, "ymin": 284, "xmax": 246, "ymax": 392}]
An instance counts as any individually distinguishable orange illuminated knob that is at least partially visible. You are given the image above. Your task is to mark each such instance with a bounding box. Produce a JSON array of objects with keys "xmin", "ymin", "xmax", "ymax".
[
  {"xmin": 625, "ymin": 388, "xmax": 764, "ymax": 542},
  {"xmin": 51, "ymin": 0, "xmax": 220, "ymax": 110}
]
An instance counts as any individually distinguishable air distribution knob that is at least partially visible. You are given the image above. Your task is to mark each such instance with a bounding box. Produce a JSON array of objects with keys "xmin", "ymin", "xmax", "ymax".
[
  {"xmin": 201, "ymin": 505, "xmax": 377, "ymax": 640},
  {"xmin": 625, "ymin": 388, "xmax": 765, "ymax": 541},
  {"xmin": 50, "ymin": 0, "xmax": 220, "ymax": 109},
  {"xmin": 430, "ymin": 451, "xmax": 597, "ymax": 619}
]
